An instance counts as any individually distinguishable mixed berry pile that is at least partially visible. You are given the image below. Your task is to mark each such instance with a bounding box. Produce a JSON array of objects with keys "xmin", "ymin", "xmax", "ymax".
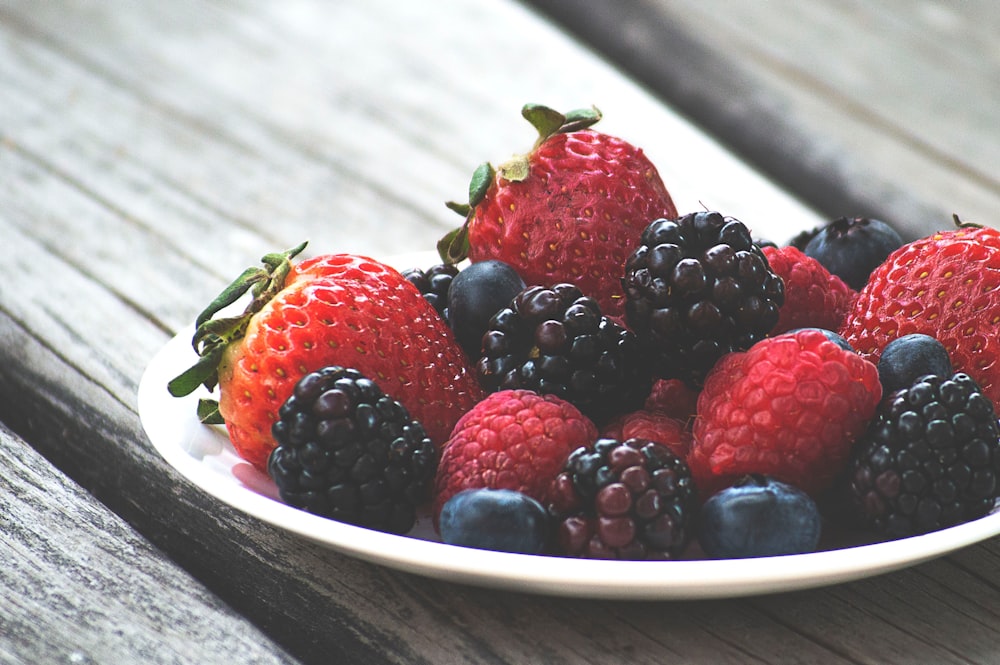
[{"xmin": 171, "ymin": 104, "xmax": 1000, "ymax": 562}]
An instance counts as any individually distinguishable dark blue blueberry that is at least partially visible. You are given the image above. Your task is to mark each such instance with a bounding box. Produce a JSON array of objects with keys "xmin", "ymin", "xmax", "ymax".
[
  {"xmin": 877, "ymin": 333, "xmax": 953, "ymax": 395},
  {"xmin": 447, "ymin": 260, "xmax": 526, "ymax": 359},
  {"xmin": 698, "ymin": 475, "xmax": 821, "ymax": 559},
  {"xmin": 803, "ymin": 217, "xmax": 903, "ymax": 290},
  {"xmin": 438, "ymin": 488, "xmax": 550, "ymax": 554},
  {"xmin": 787, "ymin": 327, "xmax": 855, "ymax": 352}
]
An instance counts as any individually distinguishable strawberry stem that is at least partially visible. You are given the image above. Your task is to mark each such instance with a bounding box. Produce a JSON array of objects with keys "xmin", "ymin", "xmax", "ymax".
[
  {"xmin": 438, "ymin": 103, "xmax": 602, "ymax": 264},
  {"xmin": 167, "ymin": 241, "xmax": 308, "ymax": 399}
]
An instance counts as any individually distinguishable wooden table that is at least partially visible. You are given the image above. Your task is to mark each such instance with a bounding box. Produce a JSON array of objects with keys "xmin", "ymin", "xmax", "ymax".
[{"xmin": 2, "ymin": 1, "xmax": 998, "ymax": 663}]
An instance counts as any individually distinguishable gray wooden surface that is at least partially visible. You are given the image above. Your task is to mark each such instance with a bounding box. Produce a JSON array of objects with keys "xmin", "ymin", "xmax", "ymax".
[
  {"xmin": 1, "ymin": 1, "xmax": 999, "ymax": 664},
  {"xmin": 0, "ymin": 424, "xmax": 296, "ymax": 665},
  {"xmin": 528, "ymin": 0, "xmax": 1000, "ymax": 241}
]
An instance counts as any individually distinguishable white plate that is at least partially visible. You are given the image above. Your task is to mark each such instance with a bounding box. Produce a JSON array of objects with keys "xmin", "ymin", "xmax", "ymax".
[{"xmin": 137, "ymin": 323, "xmax": 1000, "ymax": 599}]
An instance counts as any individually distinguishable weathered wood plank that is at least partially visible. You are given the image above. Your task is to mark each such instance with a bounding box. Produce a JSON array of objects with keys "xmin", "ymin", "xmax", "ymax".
[
  {"xmin": 1, "ymin": 1, "xmax": 1000, "ymax": 664},
  {"xmin": 527, "ymin": 0, "xmax": 1000, "ymax": 240},
  {"xmin": 0, "ymin": 423, "xmax": 298, "ymax": 665}
]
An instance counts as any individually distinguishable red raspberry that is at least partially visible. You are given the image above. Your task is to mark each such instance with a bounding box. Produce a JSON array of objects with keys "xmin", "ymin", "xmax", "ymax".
[
  {"xmin": 600, "ymin": 409, "xmax": 691, "ymax": 460},
  {"xmin": 762, "ymin": 245, "xmax": 857, "ymax": 335},
  {"xmin": 433, "ymin": 390, "xmax": 598, "ymax": 522},
  {"xmin": 689, "ymin": 329, "xmax": 881, "ymax": 498},
  {"xmin": 643, "ymin": 378, "xmax": 699, "ymax": 424}
]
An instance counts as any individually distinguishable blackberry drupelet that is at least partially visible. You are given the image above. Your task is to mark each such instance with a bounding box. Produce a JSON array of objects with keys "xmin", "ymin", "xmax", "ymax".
[
  {"xmin": 268, "ymin": 366, "xmax": 437, "ymax": 534},
  {"xmin": 844, "ymin": 373, "xmax": 1000, "ymax": 539},
  {"xmin": 622, "ymin": 211, "xmax": 785, "ymax": 387},
  {"xmin": 401, "ymin": 263, "xmax": 459, "ymax": 318},
  {"xmin": 549, "ymin": 438, "xmax": 698, "ymax": 560},
  {"xmin": 476, "ymin": 283, "xmax": 650, "ymax": 423}
]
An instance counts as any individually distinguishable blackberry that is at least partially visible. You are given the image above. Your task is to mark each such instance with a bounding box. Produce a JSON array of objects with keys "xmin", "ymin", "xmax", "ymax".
[
  {"xmin": 622, "ymin": 211, "xmax": 785, "ymax": 386},
  {"xmin": 549, "ymin": 438, "xmax": 697, "ymax": 560},
  {"xmin": 844, "ymin": 373, "xmax": 1000, "ymax": 539},
  {"xmin": 268, "ymin": 366, "xmax": 437, "ymax": 534},
  {"xmin": 476, "ymin": 283, "xmax": 650, "ymax": 423},
  {"xmin": 401, "ymin": 263, "xmax": 459, "ymax": 318}
]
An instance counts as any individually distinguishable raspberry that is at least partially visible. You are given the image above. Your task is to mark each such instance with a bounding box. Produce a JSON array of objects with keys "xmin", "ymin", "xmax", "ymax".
[
  {"xmin": 549, "ymin": 438, "xmax": 698, "ymax": 559},
  {"xmin": 761, "ymin": 245, "xmax": 857, "ymax": 336},
  {"xmin": 690, "ymin": 329, "xmax": 882, "ymax": 497},
  {"xmin": 643, "ymin": 378, "xmax": 699, "ymax": 423},
  {"xmin": 432, "ymin": 390, "xmax": 598, "ymax": 522},
  {"xmin": 600, "ymin": 409, "xmax": 691, "ymax": 461}
]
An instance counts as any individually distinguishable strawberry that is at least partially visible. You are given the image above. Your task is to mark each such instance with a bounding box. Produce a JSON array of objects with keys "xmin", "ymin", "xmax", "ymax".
[
  {"xmin": 761, "ymin": 245, "xmax": 857, "ymax": 335},
  {"xmin": 439, "ymin": 104, "xmax": 677, "ymax": 319},
  {"xmin": 840, "ymin": 221, "xmax": 1000, "ymax": 409},
  {"xmin": 169, "ymin": 243, "xmax": 484, "ymax": 472},
  {"xmin": 689, "ymin": 329, "xmax": 882, "ymax": 498},
  {"xmin": 432, "ymin": 389, "xmax": 598, "ymax": 524}
]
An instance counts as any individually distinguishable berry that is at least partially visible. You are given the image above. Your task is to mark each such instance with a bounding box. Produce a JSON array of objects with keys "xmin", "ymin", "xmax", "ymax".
[
  {"xmin": 643, "ymin": 378, "xmax": 700, "ymax": 423},
  {"xmin": 600, "ymin": 409, "xmax": 691, "ymax": 460},
  {"xmin": 169, "ymin": 245, "xmax": 483, "ymax": 471},
  {"xmin": 401, "ymin": 263, "xmax": 459, "ymax": 318},
  {"xmin": 433, "ymin": 390, "xmax": 598, "ymax": 522},
  {"xmin": 787, "ymin": 327, "xmax": 854, "ymax": 352},
  {"xmin": 440, "ymin": 104, "xmax": 677, "ymax": 319},
  {"xmin": 446, "ymin": 259, "xmax": 526, "ymax": 359},
  {"xmin": 622, "ymin": 211, "xmax": 785, "ymax": 386},
  {"xmin": 698, "ymin": 475, "xmax": 822, "ymax": 559},
  {"xmin": 438, "ymin": 488, "xmax": 550, "ymax": 554},
  {"xmin": 842, "ymin": 373, "xmax": 1000, "ymax": 538},
  {"xmin": 761, "ymin": 245, "xmax": 856, "ymax": 335},
  {"xmin": 877, "ymin": 333, "xmax": 953, "ymax": 395},
  {"xmin": 549, "ymin": 438, "xmax": 698, "ymax": 560},
  {"xmin": 840, "ymin": 223, "xmax": 1000, "ymax": 411},
  {"xmin": 267, "ymin": 366, "xmax": 436, "ymax": 534},
  {"xmin": 477, "ymin": 283, "xmax": 650, "ymax": 423},
  {"xmin": 803, "ymin": 216, "xmax": 903, "ymax": 290},
  {"xmin": 690, "ymin": 328, "xmax": 882, "ymax": 497}
]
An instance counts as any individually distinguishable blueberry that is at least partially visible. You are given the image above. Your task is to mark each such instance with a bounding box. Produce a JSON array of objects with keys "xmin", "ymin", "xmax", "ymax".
[
  {"xmin": 877, "ymin": 333, "xmax": 953, "ymax": 394},
  {"xmin": 438, "ymin": 488, "xmax": 549, "ymax": 554},
  {"xmin": 698, "ymin": 475, "xmax": 821, "ymax": 559},
  {"xmin": 787, "ymin": 327, "xmax": 854, "ymax": 352},
  {"xmin": 803, "ymin": 217, "xmax": 903, "ymax": 290},
  {"xmin": 447, "ymin": 260, "xmax": 526, "ymax": 359}
]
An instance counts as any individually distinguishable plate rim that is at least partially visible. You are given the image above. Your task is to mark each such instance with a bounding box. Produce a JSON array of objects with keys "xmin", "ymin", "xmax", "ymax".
[{"xmin": 137, "ymin": 325, "xmax": 1000, "ymax": 600}]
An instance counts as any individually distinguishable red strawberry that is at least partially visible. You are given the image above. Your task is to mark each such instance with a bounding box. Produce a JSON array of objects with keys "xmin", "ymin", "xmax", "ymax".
[
  {"xmin": 840, "ymin": 222, "xmax": 1000, "ymax": 409},
  {"xmin": 440, "ymin": 104, "xmax": 677, "ymax": 319},
  {"xmin": 433, "ymin": 389, "xmax": 598, "ymax": 523},
  {"xmin": 600, "ymin": 409, "xmax": 691, "ymax": 460},
  {"xmin": 169, "ymin": 244, "xmax": 484, "ymax": 472},
  {"xmin": 689, "ymin": 329, "xmax": 881, "ymax": 498},
  {"xmin": 762, "ymin": 245, "xmax": 857, "ymax": 335}
]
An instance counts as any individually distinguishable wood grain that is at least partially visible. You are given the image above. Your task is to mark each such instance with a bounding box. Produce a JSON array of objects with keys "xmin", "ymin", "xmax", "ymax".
[
  {"xmin": 1, "ymin": 0, "xmax": 999, "ymax": 663},
  {"xmin": 0, "ymin": 423, "xmax": 296, "ymax": 664},
  {"xmin": 527, "ymin": 0, "xmax": 1000, "ymax": 241}
]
